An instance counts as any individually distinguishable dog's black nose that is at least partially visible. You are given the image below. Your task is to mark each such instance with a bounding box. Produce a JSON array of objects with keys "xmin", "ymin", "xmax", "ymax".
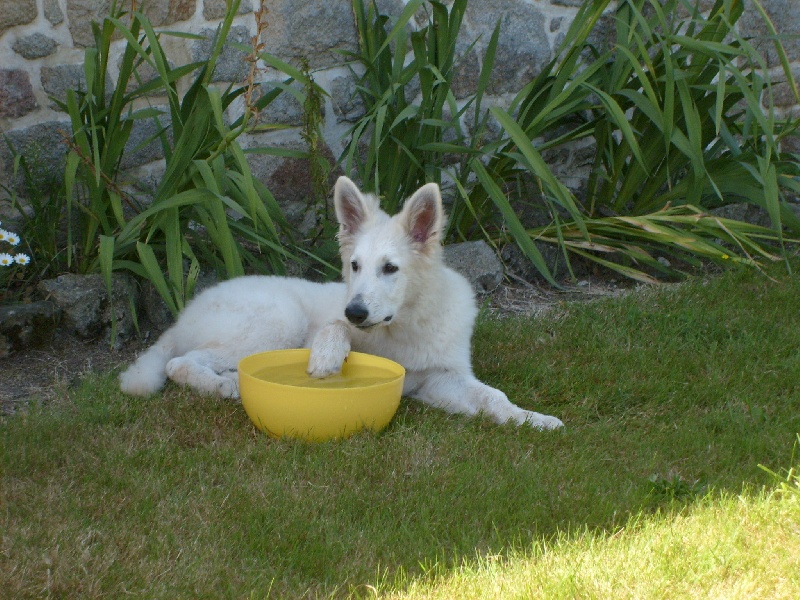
[{"xmin": 345, "ymin": 302, "xmax": 369, "ymax": 325}]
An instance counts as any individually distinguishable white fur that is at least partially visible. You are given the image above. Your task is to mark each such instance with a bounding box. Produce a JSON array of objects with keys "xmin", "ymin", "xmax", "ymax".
[{"xmin": 119, "ymin": 177, "xmax": 564, "ymax": 429}]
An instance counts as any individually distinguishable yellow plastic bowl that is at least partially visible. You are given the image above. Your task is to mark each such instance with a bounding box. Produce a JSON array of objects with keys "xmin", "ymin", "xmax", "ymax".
[{"xmin": 239, "ymin": 349, "xmax": 405, "ymax": 441}]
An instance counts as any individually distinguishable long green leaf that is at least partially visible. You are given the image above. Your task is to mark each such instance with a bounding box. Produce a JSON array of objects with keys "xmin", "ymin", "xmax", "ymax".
[
  {"xmin": 136, "ymin": 241, "xmax": 179, "ymax": 316},
  {"xmin": 472, "ymin": 160, "xmax": 559, "ymax": 287}
]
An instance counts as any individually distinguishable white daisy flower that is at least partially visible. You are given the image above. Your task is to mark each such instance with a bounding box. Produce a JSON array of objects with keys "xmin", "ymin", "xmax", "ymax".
[
  {"xmin": 14, "ymin": 253, "xmax": 30, "ymax": 266},
  {"xmin": 0, "ymin": 253, "xmax": 14, "ymax": 266},
  {"xmin": 0, "ymin": 229, "xmax": 9, "ymax": 242},
  {"xmin": 5, "ymin": 232, "xmax": 20, "ymax": 246}
]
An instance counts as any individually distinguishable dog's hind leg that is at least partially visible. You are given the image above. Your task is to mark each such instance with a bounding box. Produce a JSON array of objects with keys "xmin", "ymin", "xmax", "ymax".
[
  {"xmin": 413, "ymin": 372, "xmax": 564, "ymax": 430},
  {"xmin": 119, "ymin": 331, "xmax": 177, "ymax": 396},
  {"xmin": 165, "ymin": 350, "xmax": 240, "ymax": 398}
]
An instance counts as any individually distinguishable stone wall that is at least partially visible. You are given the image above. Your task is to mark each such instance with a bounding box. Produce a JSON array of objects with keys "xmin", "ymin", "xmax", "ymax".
[{"xmin": 0, "ymin": 0, "xmax": 798, "ymax": 215}]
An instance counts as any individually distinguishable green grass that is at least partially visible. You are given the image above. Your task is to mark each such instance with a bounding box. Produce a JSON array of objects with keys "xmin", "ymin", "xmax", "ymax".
[{"xmin": 2, "ymin": 265, "xmax": 800, "ymax": 598}]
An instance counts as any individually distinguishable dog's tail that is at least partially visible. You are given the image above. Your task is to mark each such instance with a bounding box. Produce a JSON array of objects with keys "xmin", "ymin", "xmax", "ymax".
[{"xmin": 119, "ymin": 331, "xmax": 176, "ymax": 396}]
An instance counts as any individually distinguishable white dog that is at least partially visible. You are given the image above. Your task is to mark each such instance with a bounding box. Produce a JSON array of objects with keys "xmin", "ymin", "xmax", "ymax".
[{"xmin": 119, "ymin": 177, "xmax": 564, "ymax": 429}]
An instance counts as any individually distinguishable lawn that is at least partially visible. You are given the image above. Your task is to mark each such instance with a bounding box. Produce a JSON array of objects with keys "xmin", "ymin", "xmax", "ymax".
[{"xmin": 2, "ymin": 265, "xmax": 799, "ymax": 598}]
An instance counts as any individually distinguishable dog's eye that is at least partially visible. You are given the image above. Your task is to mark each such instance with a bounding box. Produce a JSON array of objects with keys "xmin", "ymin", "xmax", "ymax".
[
  {"xmin": 351, "ymin": 260, "xmax": 359, "ymax": 273},
  {"xmin": 382, "ymin": 263, "xmax": 399, "ymax": 275}
]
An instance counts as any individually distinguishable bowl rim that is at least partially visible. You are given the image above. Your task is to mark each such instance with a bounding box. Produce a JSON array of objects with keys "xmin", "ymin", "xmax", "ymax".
[{"xmin": 238, "ymin": 348, "xmax": 405, "ymax": 392}]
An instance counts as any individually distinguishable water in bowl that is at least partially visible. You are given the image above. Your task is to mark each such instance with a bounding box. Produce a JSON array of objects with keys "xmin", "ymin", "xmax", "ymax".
[{"xmin": 253, "ymin": 361, "xmax": 398, "ymax": 389}]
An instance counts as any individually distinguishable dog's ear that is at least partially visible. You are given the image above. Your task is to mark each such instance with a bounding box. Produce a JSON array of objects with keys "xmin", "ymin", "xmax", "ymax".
[
  {"xmin": 334, "ymin": 176, "xmax": 377, "ymax": 237},
  {"xmin": 400, "ymin": 183, "xmax": 444, "ymax": 253}
]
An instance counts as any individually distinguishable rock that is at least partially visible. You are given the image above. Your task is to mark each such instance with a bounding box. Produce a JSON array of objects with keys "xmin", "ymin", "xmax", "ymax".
[
  {"xmin": 711, "ymin": 202, "xmax": 800, "ymax": 230},
  {"xmin": 122, "ymin": 57, "xmax": 175, "ymax": 94},
  {"xmin": 203, "ymin": 0, "xmax": 252, "ymax": 20},
  {"xmin": 41, "ymin": 64, "xmax": 114, "ymax": 110},
  {"xmin": 65, "ymin": 0, "xmax": 110, "ymax": 47},
  {"xmin": 451, "ymin": 33, "xmax": 482, "ymax": 99},
  {"xmin": 44, "ymin": 0, "xmax": 64, "ymax": 25},
  {"xmin": 463, "ymin": 0, "xmax": 551, "ymax": 95},
  {"xmin": 41, "ymin": 64, "xmax": 88, "ymax": 109},
  {"xmin": 0, "ymin": 121, "xmax": 69, "ymax": 191},
  {"xmin": 192, "ymin": 25, "xmax": 251, "ymax": 83},
  {"xmin": 119, "ymin": 110, "xmax": 170, "ymax": 170},
  {"xmin": 773, "ymin": 65, "xmax": 800, "ymax": 109},
  {"xmin": 67, "ymin": 0, "xmax": 196, "ymax": 47},
  {"xmin": 444, "ymin": 240, "xmax": 504, "ymax": 294},
  {"xmin": 245, "ymin": 134, "xmax": 337, "ymax": 232},
  {"xmin": 711, "ymin": 203, "xmax": 772, "ymax": 228},
  {"xmin": 741, "ymin": 0, "xmax": 800, "ymax": 66},
  {"xmin": 260, "ymin": 1, "xmax": 360, "ymax": 69},
  {"xmin": 0, "ymin": 0, "xmax": 36, "ymax": 37},
  {"xmin": 256, "ymin": 81, "xmax": 310, "ymax": 128},
  {"xmin": 144, "ymin": 0, "xmax": 196, "ymax": 26},
  {"xmin": 37, "ymin": 273, "xmax": 138, "ymax": 348},
  {"xmin": 0, "ymin": 301, "xmax": 60, "ymax": 357},
  {"xmin": 501, "ymin": 242, "xmax": 575, "ymax": 284},
  {"xmin": 12, "ymin": 33, "xmax": 58, "ymax": 59},
  {"xmin": 0, "ymin": 70, "xmax": 38, "ymax": 119},
  {"xmin": 330, "ymin": 74, "xmax": 366, "ymax": 123},
  {"xmin": 136, "ymin": 283, "xmax": 174, "ymax": 335}
]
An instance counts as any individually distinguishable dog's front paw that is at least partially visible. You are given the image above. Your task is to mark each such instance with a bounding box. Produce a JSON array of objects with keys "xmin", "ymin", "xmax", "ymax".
[
  {"xmin": 306, "ymin": 350, "xmax": 345, "ymax": 378},
  {"xmin": 307, "ymin": 321, "xmax": 351, "ymax": 378},
  {"xmin": 524, "ymin": 411, "xmax": 564, "ymax": 430}
]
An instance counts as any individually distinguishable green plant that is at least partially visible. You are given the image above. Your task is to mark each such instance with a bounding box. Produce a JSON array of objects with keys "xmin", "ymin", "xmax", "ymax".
[
  {"xmin": 299, "ymin": 58, "xmax": 332, "ymax": 223},
  {"xmin": 0, "ymin": 219, "xmax": 30, "ymax": 300},
  {"xmin": 341, "ymin": 0, "xmax": 497, "ymax": 214},
  {"xmin": 760, "ymin": 434, "xmax": 800, "ymax": 501},
  {"xmin": 464, "ymin": 0, "xmax": 800, "ymax": 283},
  {"xmin": 60, "ymin": 0, "xmax": 317, "ymax": 315},
  {"xmin": 647, "ymin": 472, "xmax": 708, "ymax": 502},
  {"xmin": 0, "ymin": 145, "xmax": 64, "ymax": 300}
]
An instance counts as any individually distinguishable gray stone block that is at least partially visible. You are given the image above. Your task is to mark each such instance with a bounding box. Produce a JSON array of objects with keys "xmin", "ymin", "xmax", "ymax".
[
  {"xmin": 192, "ymin": 25, "xmax": 251, "ymax": 83},
  {"xmin": 66, "ymin": 0, "xmax": 111, "ymax": 48},
  {"xmin": 203, "ymin": 0, "xmax": 252, "ymax": 20},
  {"xmin": 12, "ymin": 33, "xmax": 58, "ymax": 59},
  {"xmin": 330, "ymin": 74, "xmax": 366, "ymax": 123},
  {"xmin": 451, "ymin": 32, "xmax": 482, "ymax": 99},
  {"xmin": 0, "ymin": 70, "xmax": 38, "ymax": 119},
  {"xmin": 120, "ymin": 111, "xmax": 170, "ymax": 170},
  {"xmin": 144, "ymin": 0, "xmax": 197, "ymax": 26},
  {"xmin": 260, "ymin": 1, "xmax": 359, "ymax": 70},
  {"xmin": 708, "ymin": 202, "xmax": 800, "ymax": 230},
  {"xmin": 44, "ymin": 0, "xmax": 64, "ymax": 25},
  {"xmin": 246, "ymin": 135, "xmax": 337, "ymax": 232},
  {"xmin": 444, "ymin": 240, "xmax": 504, "ymax": 294},
  {"xmin": 37, "ymin": 273, "xmax": 138, "ymax": 347},
  {"xmin": 464, "ymin": 0, "xmax": 551, "ymax": 95},
  {"xmin": 741, "ymin": 0, "xmax": 800, "ymax": 66},
  {"xmin": 773, "ymin": 65, "xmax": 800, "ymax": 109},
  {"xmin": 256, "ymin": 82, "xmax": 309, "ymax": 127},
  {"xmin": 121, "ymin": 56, "xmax": 175, "ymax": 94},
  {"xmin": 67, "ymin": 0, "xmax": 196, "ymax": 48},
  {"xmin": 1, "ymin": 121, "xmax": 69, "ymax": 190},
  {"xmin": 0, "ymin": 0, "xmax": 36, "ymax": 36},
  {"xmin": 41, "ymin": 64, "xmax": 89, "ymax": 109}
]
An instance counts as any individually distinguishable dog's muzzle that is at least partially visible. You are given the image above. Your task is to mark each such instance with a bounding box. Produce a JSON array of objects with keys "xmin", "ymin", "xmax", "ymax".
[{"xmin": 345, "ymin": 297, "xmax": 392, "ymax": 328}]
